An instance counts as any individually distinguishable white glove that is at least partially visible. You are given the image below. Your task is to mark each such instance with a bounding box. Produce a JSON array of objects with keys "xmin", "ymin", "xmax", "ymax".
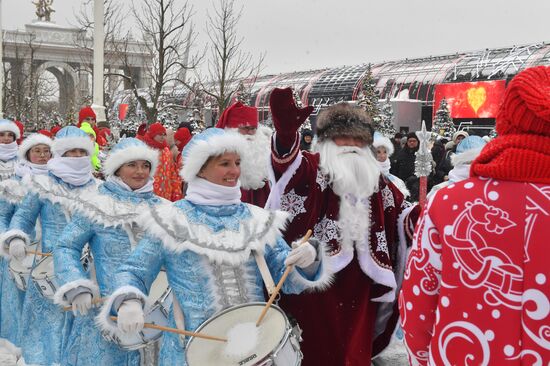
[
  {"xmin": 284, "ymin": 241, "xmax": 317, "ymax": 268},
  {"xmin": 72, "ymin": 292, "xmax": 93, "ymax": 316},
  {"xmin": 117, "ymin": 299, "xmax": 144, "ymax": 333},
  {"xmin": 8, "ymin": 238, "xmax": 26, "ymax": 262}
]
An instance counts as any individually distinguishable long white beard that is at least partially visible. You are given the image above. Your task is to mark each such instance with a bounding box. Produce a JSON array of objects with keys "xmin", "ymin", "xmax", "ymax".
[
  {"xmin": 316, "ymin": 140, "xmax": 380, "ymax": 199},
  {"xmin": 228, "ymin": 127, "xmax": 272, "ymax": 190}
]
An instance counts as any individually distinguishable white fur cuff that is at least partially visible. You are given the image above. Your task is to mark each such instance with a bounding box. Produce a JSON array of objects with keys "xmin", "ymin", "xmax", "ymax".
[
  {"xmin": 95, "ymin": 285, "xmax": 149, "ymax": 338},
  {"xmin": 0, "ymin": 229, "xmax": 30, "ymax": 258},
  {"xmin": 54, "ymin": 278, "xmax": 100, "ymax": 307},
  {"xmin": 288, "ymin": 240, "xmax": 335, "ymax": 292}
]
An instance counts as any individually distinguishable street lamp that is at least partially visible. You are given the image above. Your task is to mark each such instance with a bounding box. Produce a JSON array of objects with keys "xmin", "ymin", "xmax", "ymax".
[{"xmin": 91, "ymin": 0, "xmax": 107, "ymax": 126}]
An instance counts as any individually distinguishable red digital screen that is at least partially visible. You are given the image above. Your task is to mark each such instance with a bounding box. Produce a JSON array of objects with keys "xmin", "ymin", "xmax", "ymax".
[{"xmin": 433, "ymin": 80, "xmax": 506, "ymax": 119}]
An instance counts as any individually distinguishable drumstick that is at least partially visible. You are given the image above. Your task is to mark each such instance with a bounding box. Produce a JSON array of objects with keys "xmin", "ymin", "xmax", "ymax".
[
  {"xmin": 26, "ymin": 250, "xmax": 51, "ymax": 257},
  {"xmin": 62, "ymin": 297, "xmax": 107, "ymax": 312},
  {"xmin": 109, "ymin": 316, "xmax": 227, "ymax": 342},
  {"xmin": 256, "ymin": 229, "xmax": 312, "ymax": 327}
]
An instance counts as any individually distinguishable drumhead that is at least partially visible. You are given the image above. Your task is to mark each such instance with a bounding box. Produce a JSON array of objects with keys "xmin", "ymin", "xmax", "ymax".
[
  {"xmin": 186, "ymin": 303, "xmax": 288, "ymax": 366},
  {"xmin": 31, "ymin": 256, "xmax": 54, "ymax": 278}
]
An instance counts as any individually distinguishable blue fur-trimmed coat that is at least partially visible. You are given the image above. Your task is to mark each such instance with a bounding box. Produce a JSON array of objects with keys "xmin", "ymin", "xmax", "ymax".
[
  {"xmin": 98, "ymin": 199, "xmax": 334, "ymax": 366},
  {"xmin": 1, "ymin": 173, "xmax": 96, "ymax": 366},
  {"xmin": 53, "ymin": 180, "xmax": 165, "ymax": 366}
]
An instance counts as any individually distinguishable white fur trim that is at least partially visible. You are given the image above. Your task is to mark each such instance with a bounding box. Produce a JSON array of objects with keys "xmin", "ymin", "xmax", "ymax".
[
  {"xmin": 137, "ymin": 202, "xmax": 289, "ymax": 265},
  {"xmin": 180, "ymin": 132, "xmax": 248, "ymax": 183},
  {"xmin": 373, "ymin": 135, "xmax": 394, "ymax": 156},
  {"xmin": 103, "ymin": 145, "xmax": 159, "ymax": 178},
  {"xmin": 0, "ymin": 338, "xmax": 21, "ymax": 357},
  {"xmin": 451, "ymin": 147, "xmax": 483, "ymax": 166},
  {"xmin": 265, "ymin": 143, "xmax": 303, "ymax": 210},
  {"xmin": 0, "ymin": 178, "xmax": 28, "ymax": 204},
  {"xmin": 0, "ymin": 122, "xmax": 21, "ymax": 139},
  {"xmin": 27, "ymin": 174, "xmax": 98, "ymax": 213},
  {"xmin": 287, "ymin": 240, "xmax": 335, "ymax": 291},
  {"xmin": 52, "ymin": 136, "xmax": 94, "ymax": 157},
  {"xmin": 95, "ymin": 285, "xmax": 149, "ymax": 339},
  {"xmin": 0, "ymin": 229, "xmax": 30, "ymax": 258},
  {"xmin": 17, "ymin": 134, "xmax": 53, "ymax": 162},
  {"xmin": 356, "ymin": 243, "xmax": 397, "ymax": 302},
  {"xmin": 53, "ymin": 278, "xmax": 100, "ymax": 307}
]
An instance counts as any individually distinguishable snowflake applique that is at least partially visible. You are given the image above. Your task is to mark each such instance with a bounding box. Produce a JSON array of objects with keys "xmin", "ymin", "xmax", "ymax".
[
  {"xmin": 381, "ymin": 185, "xmax": 395, "ymax": 210},
  {"xmin": 375, "ymin": 231, "xmax": 388, "ymax": 253},
  {"xmin": 280, "ymin": 189, "xmax": 307, "ymax": 220},
  {"xmin": 314, "ymin": 216, "xmax": 340, "ymax": 243},
  {"xmin": 316, "ymin": 169, "xmax": 329, "ymax": 192}
]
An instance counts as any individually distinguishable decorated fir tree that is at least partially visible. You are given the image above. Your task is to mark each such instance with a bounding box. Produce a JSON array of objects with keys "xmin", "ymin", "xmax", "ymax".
[
  {"xmin": 375, "ymin": 96, "xmax": 396, "ymax": 138},
  {"xmin": 358, "ymin": 64, "xmax": 380, "ymax": 122},
  {"xmin": 432, "ymin": 98, "xmax": 456, "ymax": 139}
]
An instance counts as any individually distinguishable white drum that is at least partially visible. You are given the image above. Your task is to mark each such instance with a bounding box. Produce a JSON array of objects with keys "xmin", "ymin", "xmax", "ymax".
[
  {"xmin": 107, "ymin": 271, "xmax": 173, "ymax": 351},
  {"xmin": 186, "ymin": 303, "xmax": 302, "ymax": 366},
  {"xmin": 8, "ymin": 243, "xmax": 38, "ymax": 291},
  {"xmin": 30, "ymin": 255, "xmax": 58, "ymax": 299}
]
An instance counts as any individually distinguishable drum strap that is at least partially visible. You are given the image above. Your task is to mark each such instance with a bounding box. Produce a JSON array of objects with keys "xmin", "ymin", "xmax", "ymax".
[{"xmin": 253, "ymin": 250, "xmax": 275, "ymax": 296}]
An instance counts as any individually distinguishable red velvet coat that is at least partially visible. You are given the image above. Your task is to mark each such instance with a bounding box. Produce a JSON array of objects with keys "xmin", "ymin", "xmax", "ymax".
[
  {"xmin": 269, "ymin": 139, "xmax": 414, "ymax": 366},
  {"xmin": 400, "ymin": 177, "xmax": 550, "ymax": 365}
]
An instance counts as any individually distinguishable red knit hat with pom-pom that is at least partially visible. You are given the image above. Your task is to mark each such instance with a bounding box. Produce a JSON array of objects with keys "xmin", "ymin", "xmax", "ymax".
[
  {"xmin": 146, "ymin": 122, "xmax": 166, "ymax": 138},
  {"xmin": 174, "ymin": 127, "xmax": 192, "ymax": 152},
  {"xmin": 78, "ymin": 106, "xmax": 96, "ymax": 125},
  {"xmin": 471, "ymin": 66, "xmax": 550, "ymax": 183}
]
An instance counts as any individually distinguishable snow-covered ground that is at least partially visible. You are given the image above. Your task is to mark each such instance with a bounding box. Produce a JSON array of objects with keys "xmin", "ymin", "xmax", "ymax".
[{"xmin": 372, "ymin": 339, "xmax": 409, "ymax": 365}]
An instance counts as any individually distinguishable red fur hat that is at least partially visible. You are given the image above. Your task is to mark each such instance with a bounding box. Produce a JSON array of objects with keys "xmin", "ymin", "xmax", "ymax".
[
  {"xmin": 146, "ymin": 122, "xmax": 166, "ymax": 138},
  {"xmin": 37, "ymin": 129, "xmax": 53, "ymax": 138},
  {"xmin": 50, "ymin": 125, "xmax": 62, "ymax": 136},
  {"xmin": 174, "ymin": 127, "xmax": 192, "ymax": 151},
  {"xmin": 216, "ymin": 102, "xmax": 258, "ymax": 129},
  {"xmin": 78, "ymin": 106, "xmax": 96, "ymax": 124}
]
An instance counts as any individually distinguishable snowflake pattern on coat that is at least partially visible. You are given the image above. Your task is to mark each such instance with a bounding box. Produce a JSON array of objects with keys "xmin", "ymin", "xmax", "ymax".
[
  {"xmin": 315, "ymin": 169, "xmax": 329, "ymax": 192},
  {"xmin": 381, "ymin": 185, "xmax": 395, "ymax": 211},
  {"xmin": 313, "ymin": 216, "xmax": 340, "ymax": 244},
  {"xmin": 375, "ymin": 231, "xmax": 388, "ymax": 253},
  {"xmin": 280, "ymin": 189, "xmax": 307, "ymax": 220}
]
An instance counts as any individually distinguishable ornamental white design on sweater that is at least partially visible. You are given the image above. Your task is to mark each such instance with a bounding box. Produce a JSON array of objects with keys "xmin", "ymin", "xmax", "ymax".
[{"xmin": 280, "ymin": 189, "xmax": 307, "ymax": 220}]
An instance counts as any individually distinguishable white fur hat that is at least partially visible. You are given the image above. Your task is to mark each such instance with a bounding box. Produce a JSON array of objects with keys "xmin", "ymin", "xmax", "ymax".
[
  {"xmin": 18, "ymin": 133, "xmax": 53, "ymax": 162},
  {"xmin": 103, "ymin": 138, "xmax": 159, "ymax": 177},
  {"xmin": 180, "ymin": 128, "xmax": 247, "ymax": 183},
  {"xmin": 372, "ymin": 135, "xmax": 394, "ymax": 156},
  {"xmin": 52, "ymin": 126, "xmax": 94, "ymax": 157},
  {"xmin": 0, "ymin": 119, "xmax": 21, "ymax": 139}
]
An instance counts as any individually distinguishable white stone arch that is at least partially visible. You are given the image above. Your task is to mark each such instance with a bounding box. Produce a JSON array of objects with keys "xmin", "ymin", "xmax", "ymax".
[{"xmin": 35, "ymin": 61, "xmax": 80, "ymax": 116}]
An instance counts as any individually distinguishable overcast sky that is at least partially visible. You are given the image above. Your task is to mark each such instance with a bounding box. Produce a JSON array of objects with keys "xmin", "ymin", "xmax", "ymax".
[{"xmin": 2, "ymin": 0, "xmax": 550, "ymax": 74}]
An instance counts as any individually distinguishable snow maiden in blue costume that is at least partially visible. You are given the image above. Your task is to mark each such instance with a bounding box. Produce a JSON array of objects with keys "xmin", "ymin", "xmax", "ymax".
[
  {"xmin": 0, "ymin": 133, "xmax": 53, "ymax": 353},
  {"xmin": 0, "ymin": 119, "xmax": 24, "ymax": 355},
  {"xmin": 98, "ymin": 128, "xmax": 334, "ymax": 366},
  {"xmin": 53, "ymin": 138, "xmax": 163, "ymax": 366},
  {"xmin": 1, "ymin": 126, "xmax": 96, "ymax": 366}
]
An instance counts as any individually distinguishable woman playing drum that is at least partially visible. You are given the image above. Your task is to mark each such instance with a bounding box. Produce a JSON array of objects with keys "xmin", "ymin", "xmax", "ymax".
[
  {"xmin": 98, "ymin": 128, "xmax": 334, "ymax": 365},
  {"xmin": 0, "ymin": 132, "xmax": 53, "ymax": 351},
  {"xmin": 1, "ymin": 126, "xmax": 96, "ymax": 366},
  {"xmin": 53, "ymin": 137, "xmax": 167, "ymax": 365}
]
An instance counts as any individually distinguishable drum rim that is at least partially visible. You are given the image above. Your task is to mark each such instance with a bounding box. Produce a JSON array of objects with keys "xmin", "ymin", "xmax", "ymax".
[{"xmin": 185, "ymin": 302, "xmax": 293, "ymax": 365}]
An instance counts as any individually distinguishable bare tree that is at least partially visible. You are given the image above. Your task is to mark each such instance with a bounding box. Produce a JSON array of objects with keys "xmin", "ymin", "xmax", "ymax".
[
  {"xmin": 108, "ymin": 0, "xmax": 200, "ymax": 124},
  {"xmin": 2, "ymin": 31, "xmax": 57, "ymax": 125},
  {"xmin": 197, "ymin": 0, "xmax": 264, "ymax": 113}
]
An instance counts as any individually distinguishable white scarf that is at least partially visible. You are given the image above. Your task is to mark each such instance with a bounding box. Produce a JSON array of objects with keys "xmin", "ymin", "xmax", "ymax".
[
  {"xmin": 106, "ymin": 175, "xmax": 154, "ymax": 194},
  {"xmin": 448, "ymin": 164, "xmax": 471, "ymax": 183},
  {"xmin": 47, "ymin": 156, "xmax": 93, "ymax": 186},
  {"xmin": 14, "ymin": 161, "xmax": 49, "ymax": 178},
  {"xmin": 186, "ymin": 177, "xmax": 242, "ymax": 206},
  {"xmin": 0, "ymin": 142, "xmax": 18, "ymax": 161},
  {"xmin": 376, "ymin": 158, "xmax": 391, "ymax": 176}
]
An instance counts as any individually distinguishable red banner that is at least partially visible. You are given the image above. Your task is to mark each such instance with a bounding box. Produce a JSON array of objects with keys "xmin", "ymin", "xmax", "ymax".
[
  {"xmin": 118, "ymin": 104, "xmax": 129, "ymax": 121},
  {"xmin": 434, "ymin": 80, "xmax": 506, "ymax": 119}
]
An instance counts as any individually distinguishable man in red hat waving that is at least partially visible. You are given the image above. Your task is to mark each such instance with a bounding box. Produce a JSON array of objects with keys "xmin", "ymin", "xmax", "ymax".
[{"xmin": 216, "ymin": 101, "xmax": 272, "ymax": 207}]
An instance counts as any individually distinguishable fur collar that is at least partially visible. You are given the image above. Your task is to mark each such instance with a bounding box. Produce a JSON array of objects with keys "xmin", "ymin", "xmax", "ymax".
[
  {"xmin": 137, "ymin": 201, "xmax": 289, "ymax": 265},
  {"xmin": 0, "ymin": 177, "xmax": 27, "ymax": 204}
]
